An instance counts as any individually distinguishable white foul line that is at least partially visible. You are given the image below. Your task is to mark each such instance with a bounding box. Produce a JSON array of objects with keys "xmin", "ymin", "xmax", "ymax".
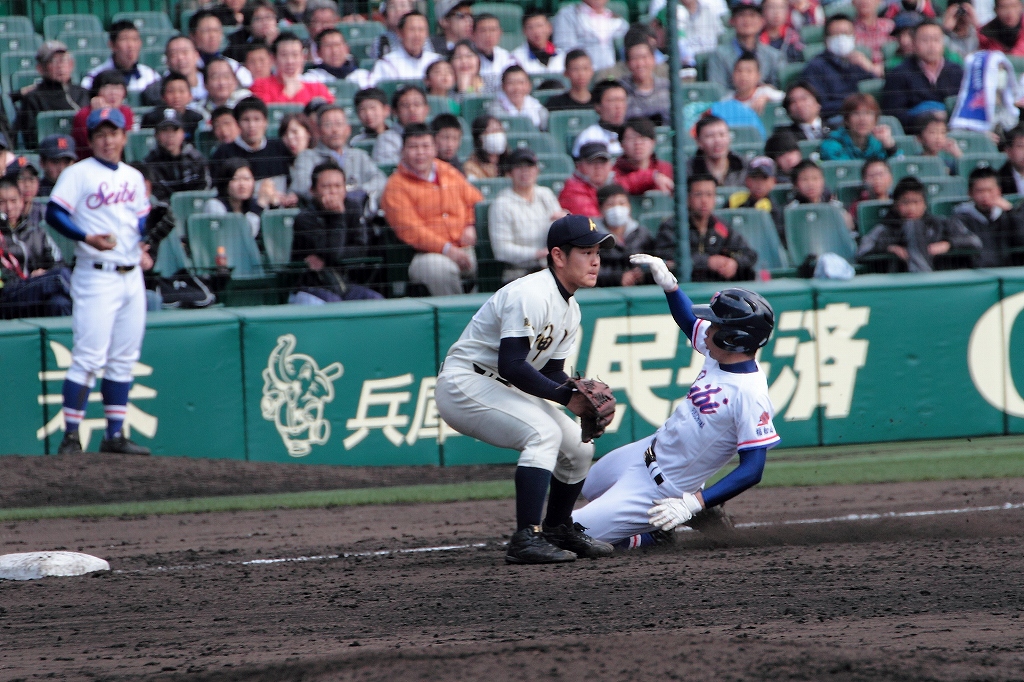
[{"xmin": 113, "ymin": 501, "xmax": 1024, "ymax": 575}]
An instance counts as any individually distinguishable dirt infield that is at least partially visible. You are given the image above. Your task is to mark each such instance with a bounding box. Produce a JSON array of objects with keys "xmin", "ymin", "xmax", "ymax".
[{"xmin": 2, "ymin": 475, "xmax": 1024, "ymax": 681}]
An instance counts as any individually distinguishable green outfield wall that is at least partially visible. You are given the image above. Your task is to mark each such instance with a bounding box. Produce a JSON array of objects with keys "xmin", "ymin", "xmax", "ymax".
[{"xmin": 3, "ymin": 270, "xmax": 1024, "ymax": 464}]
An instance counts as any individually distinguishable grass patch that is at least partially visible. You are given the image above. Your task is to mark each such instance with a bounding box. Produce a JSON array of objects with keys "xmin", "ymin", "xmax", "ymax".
[{"xmin": 3, "ymin": 436, "xmax": 1023, "ymax": 521}]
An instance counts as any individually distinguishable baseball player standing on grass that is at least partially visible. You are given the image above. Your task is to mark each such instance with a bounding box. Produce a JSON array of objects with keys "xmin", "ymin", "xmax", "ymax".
[
  {"xmin": 435, "ymin": 215, "xmax": 618, "ymax": 565},
  {"xmin": 572, "ymin": 253, "xmax": 779, "ymax": 548},
  {"xmin": 46, "ymin": 108, "xmax": 153, "ymax": 456}
]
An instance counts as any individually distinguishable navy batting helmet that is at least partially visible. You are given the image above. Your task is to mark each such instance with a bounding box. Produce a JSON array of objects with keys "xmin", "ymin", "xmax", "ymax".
[{"xmin": 692, "ymin": 289, "xmax": 775, "ymax": 354}]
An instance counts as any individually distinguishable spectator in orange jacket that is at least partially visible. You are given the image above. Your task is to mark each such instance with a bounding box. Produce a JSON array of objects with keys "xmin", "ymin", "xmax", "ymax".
[
  {"xmin": 613, "ymin": 117, "xmax": 673, "ymax": 195},
  {"xmin": 558, "ymin": 141, "xmax": 616, "ymax": 217},
  {"xmin": 380, "ymin": 123, "xmax": 484, "ymax": 295}
]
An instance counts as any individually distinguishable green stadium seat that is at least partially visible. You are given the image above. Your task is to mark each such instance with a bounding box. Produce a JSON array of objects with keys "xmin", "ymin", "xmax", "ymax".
[
  {"xmin": 44, "ymin": 14, "xmax": 102, "ymax": 40},
  {"xmin": 821, "ymin": 160, "xmax": 864, "ymax": 190},
  {"xmin": 35, "ymin": 110, "xmax": 75, "ymax": 140},
  {"xmin": 533, "ymin": 89, "xmax": 566, "ymax": 107},
  {"xmin": 531, "ymin": 73, "xmax": 569, "ymax": 91},
  {"xmin": 856, "ymin": 199, "xmax": 892, "ymax": 236},
  {"xmin": 0, "ymin": 33, "xmax": 41, "ymax": 56},
  {"xmin": 140, "ymin": 28, "xmax": 179, "ymax": 51},
  {"xmin": 680, "ymin": 82, "xmax": 724, "ymax": 104},
  {"xmin": 73, "ymin": 48, "xmax": 109, "ymax": 79},
  {"xmin": 535, "ymin": 153, "xmax": 574, "ymax": 176},
  {"xmin": 470, "ymin": 177, "xmax": 512, "ymax": 201},
  {"xmin": 715, "ymin": 186, "xmax": 744, "ymax": 209},
  {"xmin": 921, "ymin": 176, "xmax": 968, "ymax": 200},
  {"xmin": 797, "ymin": 139, "xmax": 821, "ymax": 162},
  {"xmin": 715, "ymin": 208, "xmax": 791, "ymax": 272},
  {"xmin": 799, "ymin": 24, "xmax": 824, "ymax": 45},
  {"xmin": 761, "ymin": 103, "xmax": 791, "ymax": 134},
  {"xmin": 637, "ymin": 212, "xmax": 672, "ymax": 234},
  {"xmin": 59, "ymin": 31, "xmax": 108, "ymax": 52},
  {"xmin": 878, "ymin": 115, "xmax": 904, "ymax": 136},
  {"xmin": 780, "ymin": 63, "xmax": 805, "ymax": 90},
  {"xmin": 112, "ymin": 11, "xmax": 174, "ymax": 32},
  {"xmin": 10, "ymin": 68, "xmax": 41, "ymax": 93},
  {"xmin": 496, "ymin": 116, "xmax": 537, "ymax": 134},
  {"xmin": 548, "ymin": 109, "xmax": 598, "ymax": 154},
  {"xmin": 958, "ymin": 152, "xmax": 1007, "ymax": 176},
  {"xmin": 730, "ymin": 125, "xmax": 763, "ymax": 143},
  {"xmin": 325, "ymin": 79, "xmax": 359, "ymax": 102},
  {"xmin": 260, "ymin": 208, "xmax": 300, "ymax": 268},
  {"xmin": 375, "ymin": 78, "xmax": 422, "ymax": 100},
  {"xmin": 857, "ymin": 78, "xmax": 885, "ymax": 100},
  {"xmin": 825, "ymin": 2, "xmax": 855, "ymax": 16},
  {"xmin": 46, "ymin": 223, "xmax": 78, "ymax": 267},
  {"xmin": 474, "ymin": 201, "xmax": 503, "ymax": 292},
  {"xmin": 803, "ymin": 43, "xmax": 826, "ymax": 61},
  {"xmin": 459, "ymin": 94, "xmax": 493, "ymax": 124},
  {"xmin": 427, "ymin": 94, "xmax": 457, "ymax": 116},
  {"xmin": 124, "ymin": 130, "xmax": 157, "ymax": 163},
  {"xmin": 169, "ymin": 189, "xmax": 217, "ymax": 232},
  {"xmin": 950, "ymin": 130, "xmax": 999, "ymax": 154},
  {"xmin": 0, "ymin": 16, "xmax": 35, "ymax": 37},
  {"xmin": 337, "ymin": 21, "xmax": 386, "ymax": 43},
  {"xmin": 836, "ymin": 180, "xmax": 863, "ymax": 207},
  {"xmin": 732, "ymin": 142, "xmax": 763, "ymax": 163},
  {"xmin": 347, "ymin": 38, "xmax": 375, "ymax": 61},
  {"xmin": 929, "ymin": 195, "xmax": 970, "ymax": 217},
  {"xmin": 893, "ymin": 135, "xmax": 923, "ymax": 156},
  {"xmin": 507, "ymin": 132, "xmax": 561, "ymax": 155},
  {"xmin": 784, "ymin": 203, "xmax": 858, "ymax": 263},
  {"xmin": 770, "ymin": 184, "xmax": 793, "ymax": 207},
  {"xmin": 139, "ymin": 47, "xmax": 166, "ymax": 72},
  {"xmin": 152, "ymin": 229, "xmax": 193, "ymax": 277},
  {"xmin": 889, "ymin": 156, "xmax": 947, "ymax": 182},
  {"xmin": 1, "ymin": 50, "xmax": 35, "ymax": 80},
  {"xmin": 537, "ymin": 173, "xmax": 567, "ymax": 195},
  {"xmin": 266, "ymin": 104, "xmax": 303, "ymax": 137},
  {"xmin": 187, "ymin": 212, "xmax": 266, "ymax": 278},
  {"xmin": 350, "ymin": 138, "xmax": 375, "ymax": 155},
  {"xmin": 631, "ymin": 191, "xmax": 673, "ymax": 216}
]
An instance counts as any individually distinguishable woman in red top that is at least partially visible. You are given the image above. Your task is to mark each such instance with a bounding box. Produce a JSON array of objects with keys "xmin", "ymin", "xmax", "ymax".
[
  {"xmin": 250, "ymin": 32, "xmax": 335, "ymax": 105},
  {"xmin": 613, "ymin": 117, "xmax": 673, "ymax": 195},
  {"xmin": 72, "ymin": 70, "xmax": 134, "ymax": 160}
]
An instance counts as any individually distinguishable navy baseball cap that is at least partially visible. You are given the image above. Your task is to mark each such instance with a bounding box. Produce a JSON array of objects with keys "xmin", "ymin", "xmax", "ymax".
[
  {"xmin": 547, "ymin": 215, "xmax": 615, "ymax": 251},
  {"xmin": 86, "ymin": 107, "xmax": 127, "ymax": 132},
  {"xmin": 39, "ymin": 134, "xmax": 77, "ymax": 160},
  {"xmin": 154, "ymin": 109, "xmax": 185, "ymax": 131}
]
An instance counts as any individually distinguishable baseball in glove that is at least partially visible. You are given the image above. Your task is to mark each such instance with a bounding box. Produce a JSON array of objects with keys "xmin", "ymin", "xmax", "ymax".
[{"xmin": 565, "ymin": 376, "xmax": 616, "ymax": 442}]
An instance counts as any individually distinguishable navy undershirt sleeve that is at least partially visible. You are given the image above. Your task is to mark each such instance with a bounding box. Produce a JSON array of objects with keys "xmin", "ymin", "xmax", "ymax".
[
  {"xmin": 540, "ymin": 357, "xmax": 569, "ymax": 385},
  {"xmin": 498, "ymin": 336, "xmax": 573, "ymax": 405},
  {"xmin": 46, "ymin": 202, "xmax": 86, "ymax": 241},
  {"xmin": 701, "ymin": 446, "xmax": 767, "ymax": 508},
  {"xmin": 666, "ymin": 288, "xmax": 699, "ymax": 334}
]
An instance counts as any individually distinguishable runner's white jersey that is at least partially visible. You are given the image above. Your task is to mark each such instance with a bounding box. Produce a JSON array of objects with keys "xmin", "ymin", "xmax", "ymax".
[
  {"xmin": 49, "ymin": 157, "xmax": 151, "ymax": 266},
  {"xmin": 652, "ymin": 319, "xmax": 780, "ymax": 494},
  {"xmin": 444, "ymin": 269, "xmax": 580, "ymax": 375}
]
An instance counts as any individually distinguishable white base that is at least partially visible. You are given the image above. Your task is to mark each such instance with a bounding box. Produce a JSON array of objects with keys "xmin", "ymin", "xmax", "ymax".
[{"xmin": 0, "ymin": 551, "xmax": 110, "ymax": 581}]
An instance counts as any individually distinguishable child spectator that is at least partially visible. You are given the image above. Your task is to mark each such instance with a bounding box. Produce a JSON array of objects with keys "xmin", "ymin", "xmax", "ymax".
[
  {"xmin": 243, "ymin": 42, "xmax": 275, "ymax": 81},
  {"xmin": 858, "ymin": 176, "xmax": 982, "ymax": 271},
  {"xmin": 850, "ymin": 158, "xmax": 895, "ymax": 229},
  {"xmin": 431, "ymin": 114, "xmax": 464, "ymax": 174},
  {"xmin": 488, "ymin": 65, "xmax": 549, "ymax": 131},
  {"xmin": 687, "ymin": 114, "xmax": 747, "ymax": 187},
  {"xmin": 654, "ymin": 173, "xmax": 757, "ymax": 282},
  {"xmin": 424, "ymin": 59, "xmax": 458, "ymax": 100},
  {"xmin": 210, "ymin": 105, "xmax": 241, "ymax": 147},
  {"xmin": 544, "ymin": 49, "xmax": 595, "ymax": 112},
  {"xmin": 953, "ymin": 167, "xmax": 1024, "ymax": 267},
  {"xmin": 764, "ymin": 131, "xmax": 803, "ymax": 182},
  {"xmin": 72, "ymin": 70, "xmax": 134, "ymax": 160},
  {"xmin": 36, "ymin": 135, "xmax": 77, "ymax": 198},
  {"xmin": 613, "ymin": 117, "xmax": 674, "ymax": 194},
  {"xmin": 727, "ymin": 51, "xmax": 784, "ymax": 115},
  {"xmin": 594, "ymin": 183, "xmax": 655, "ymax": 287},
  {"xmin": 787, "ymin": 159, "xmax": 855, "ymax": 233},
  {"xmin": 350, "ymin": 88, "xmax": 403, "ymax": 166},
  {"xmin": 913, "ymin": 112, "xmax": 962, "ymax": 175},
  {"xmin": 143, "ymin": 112, "xmax": 211, "ymax": 203},
  {"xmin": 472, "ymin": 13, "xmax": 518, "ymax": 91},
  {"xmin": 728, "ymin": 156, "xmax": 785, "ymax": 240},
  {"xmin": 140, "ymin": 73, "xmax": 207, "ymax": 143}
]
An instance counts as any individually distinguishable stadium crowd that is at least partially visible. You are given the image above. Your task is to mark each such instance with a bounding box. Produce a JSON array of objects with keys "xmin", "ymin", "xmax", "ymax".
[{"xmin": 3, "ymin": 0, "xmax": 1024, "ymax": 315}]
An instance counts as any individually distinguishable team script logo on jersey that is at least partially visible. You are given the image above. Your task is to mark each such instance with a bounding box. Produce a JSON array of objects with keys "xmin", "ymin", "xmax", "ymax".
[
  {"xmin": 687, "ymin": 383, "xmax": 727, "ymax": 416},
  {"xmin": 86, "ymin": 182, "xmax": 137, "ymax": 210},
  {"xmin": 261, "ymin": 334, "xmax": 344, "ymax": 457}
]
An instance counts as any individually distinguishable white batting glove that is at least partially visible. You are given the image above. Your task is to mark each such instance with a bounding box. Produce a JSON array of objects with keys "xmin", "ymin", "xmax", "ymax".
[
  {"xmin": 647, "ymin": 494, "xmax": 704, "ymax": 531},
  {"xmin": 629, "ymin": 254, "xmax": 678, "ymax": 292}
]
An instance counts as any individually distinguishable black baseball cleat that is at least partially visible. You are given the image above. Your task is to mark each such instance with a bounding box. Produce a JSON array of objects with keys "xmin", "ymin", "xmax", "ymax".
[
  {"xmin": 505, "ymin": 525, "xmax": 577, "ymax": 564},
  {"xmin": 542, "ymin": 521, "xmax": 615, "ymax": 558},
  {"xmin": 99, "ymin": 435, "xmax": 151, "ymax": 456},
  {"xmin": 684, "ymin": 504, "xmax": 734, "ymax": 536},
  {"xmin": 56, "ymin": 431, "xmax": 83, "ymax": 455}
]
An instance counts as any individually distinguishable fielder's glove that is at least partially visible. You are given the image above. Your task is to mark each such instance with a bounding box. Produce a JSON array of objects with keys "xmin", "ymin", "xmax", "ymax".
[
  {"xmin": 565, "ymin": 376, "xmax": 616, "ymax": 443},
  {"xmin": 648, "ymin": 494, "xmax": 704, "ymax": 531},
  {"xmin": 630, "ymin": 254, "xmax": 677, "ymax": 292}
]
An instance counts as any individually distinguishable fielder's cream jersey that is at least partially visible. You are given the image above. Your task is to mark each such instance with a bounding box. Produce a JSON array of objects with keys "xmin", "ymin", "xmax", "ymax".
[
  {"xmin": 50, "ymin": 157, "xmax": 151, "ymax": 266},
  {"xmin": 444, "ymin": 269, "xmax": 580, "ymax": 376},
  {"xmin": 653, "ymin": 319, "xmax": 780, "ymax": 493}
]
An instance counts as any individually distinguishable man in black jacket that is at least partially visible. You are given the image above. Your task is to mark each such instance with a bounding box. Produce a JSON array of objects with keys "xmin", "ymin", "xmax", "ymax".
[
  {"xmin": 143, "ymin": 112, "xmax": 211, "ymax": 202},
  {"xmin": 953, "ymin": 167, "xmax": 1024, "ymax": 268},
  {"xmin": 13, "ymin": 41, "xmax": 89, "ymax": 150},
  {"xmin": 654, "ymin": 174, "xmax": 758, "ymax": 282},
  {"xmin": 881, "ymin": 20, "xmax": 964, "ymax": 129},
  {"xmin": 290, "ymin": 161, "xmax": 383, "ymax": 302}
]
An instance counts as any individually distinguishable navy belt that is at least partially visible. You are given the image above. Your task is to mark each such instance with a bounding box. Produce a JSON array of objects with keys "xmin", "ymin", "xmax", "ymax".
[
  {"xmin": 644, "ymin": 443, "xmax": 664, "ymax": 485},
  {"xmin": 473, "ymin": 363, "xmax": 510, "ymax": 386}
]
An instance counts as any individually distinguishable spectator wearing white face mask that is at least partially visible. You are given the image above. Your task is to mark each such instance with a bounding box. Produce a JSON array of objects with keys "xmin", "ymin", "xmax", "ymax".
[
  {"xmin": 801, "ymin": 14, "xmax": 882, "ymax": 121},
  {"xmin": 593, "ymin": 183, "xmax": 655, "ymax": 287},
  {"xmin": 463, "ymin": 115, "xmax": 510, "ymax": 179}
]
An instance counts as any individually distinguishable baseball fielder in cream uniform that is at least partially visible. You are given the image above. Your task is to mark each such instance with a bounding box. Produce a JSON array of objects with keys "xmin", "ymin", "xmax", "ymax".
[
  {"xmin": 47, "ymin": 107, "xmax": 153, "ymax": 456},
  {"xmin": 434, "ymin": 215, "xmax": 617, "ymax": 565}
]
